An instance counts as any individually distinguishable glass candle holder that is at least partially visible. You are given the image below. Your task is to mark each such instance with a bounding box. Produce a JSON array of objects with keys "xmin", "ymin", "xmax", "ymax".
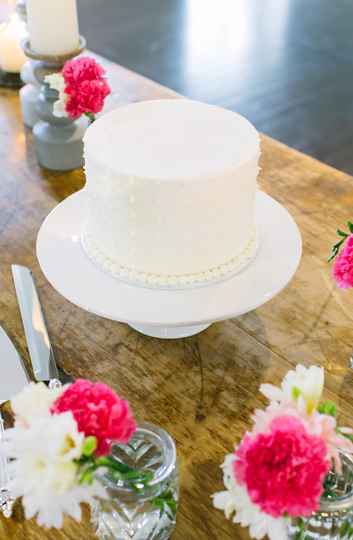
[
  {"xmin": 288, "ymin": 454, "xmax": 353, "ymax": 539},
  {"xmin": 91, "ymin": 423, "xmax": 178, "ymax": 540}
]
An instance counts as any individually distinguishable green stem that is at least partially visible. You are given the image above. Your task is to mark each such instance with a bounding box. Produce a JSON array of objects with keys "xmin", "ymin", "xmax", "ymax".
[
  {"xmin": 328, "ymin": 222, "xmax": 352, "ymax": 261},
  {"xmin": 77, "ymin": 454, "xmax": 153, "ymax": 490},
  {"xmin": 84, "ymin": 112, "xmax": 96, "ymax": 124}
]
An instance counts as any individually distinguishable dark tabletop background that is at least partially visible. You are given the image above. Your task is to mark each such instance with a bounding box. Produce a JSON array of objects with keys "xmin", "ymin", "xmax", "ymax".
[{"xmin": 77, "ymin": 0, "xmax": 353, "ymax": 175}]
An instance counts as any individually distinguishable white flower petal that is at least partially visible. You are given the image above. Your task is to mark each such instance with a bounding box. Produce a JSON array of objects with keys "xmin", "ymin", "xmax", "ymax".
[
  {"xmin": 0, "ymin": 412, "xmax": 99, "ymax": 529},
  {"xmin": 282, "ymin": 364, "xmax": 324, "ymax": 413},
  {"xmin": 45, "ymin": 72, "xmax": 65, "ymax": 93},
  {"xmin": 213, "ymin": 453, "xmax": 289, "ymax": 540},
  {"xmin": 65, "ymin": 500, "xmax": 82, "ymax": 522},
  {"xmin": 339, "ymin": 426, "xmax": 353, "ymax": 434},
  {"xmin": 53, "ymin": 97, "xmax": 68, "ymax": 118},
  {"xmin": 11, "ymin": 382, "xmax": 63, "ymax": 426},
  {"xmin": 260, "ymin": 383, "xmax": 284, "ymax": 402},
  {"xmin": 260, "ymin": 365, "xmax": 324, "ymax": 415}
]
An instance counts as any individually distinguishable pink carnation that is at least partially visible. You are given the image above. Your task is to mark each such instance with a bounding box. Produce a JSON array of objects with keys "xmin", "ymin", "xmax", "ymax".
[
  {"xmin": 333, "ymin": 235, "xmax": 353, "ymax": 288},
  {"xmin": 51, "ymin": 379, "xmax": 136, "ymax": 456},
  {"xmin": 252, "ymin": 402, "xmax": 353, "ymax": 475},
  {"xmin": 65, "ymin": 79, "xmax": 110, "ymax": 118},
  {"xmin": 234, "ymin": 416, "xmax": 329, "ymax": 517},
  {"xmin": 63, "ymin": 57, "xmax": 106, "ymax": 85},
  {"xmin": 61, "ymin": 57, "xmax": 111, "ymax": 119}
]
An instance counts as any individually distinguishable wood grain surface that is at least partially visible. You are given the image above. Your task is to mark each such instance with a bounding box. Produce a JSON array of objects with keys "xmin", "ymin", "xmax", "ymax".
[{"xmin": 1, "ymin": 55, "xmax": 353, "ymax": 540}]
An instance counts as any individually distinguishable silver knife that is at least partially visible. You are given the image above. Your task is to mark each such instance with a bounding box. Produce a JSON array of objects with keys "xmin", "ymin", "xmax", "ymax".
[{"xmin": 11, "ymin": 265, "xmax": 64, "ymax": 388}]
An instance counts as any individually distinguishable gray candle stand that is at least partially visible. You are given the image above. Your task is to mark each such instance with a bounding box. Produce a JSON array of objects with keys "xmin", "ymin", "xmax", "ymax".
[{"xmin": 22, "ymin": 37, "xmax": 87, "ymax": 171}]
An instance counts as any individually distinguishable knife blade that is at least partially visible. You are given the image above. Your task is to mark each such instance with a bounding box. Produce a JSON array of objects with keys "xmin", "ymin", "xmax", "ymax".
[
  {"xmin": 11, "ymin": 265, "xmax": 60, "ymax": 384},
  {"xmin": 0, "ymin": 326, "xmax": 29, "ymax": 405}
]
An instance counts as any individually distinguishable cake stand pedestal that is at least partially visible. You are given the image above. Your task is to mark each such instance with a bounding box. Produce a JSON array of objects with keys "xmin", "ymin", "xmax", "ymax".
[
  {"xmin": 128, "ymin": 323, "xmax": 211, "ymax": 339},
  {"xmin": 36, "ymin": 190, "xmax": 302, "ymax": 339}
]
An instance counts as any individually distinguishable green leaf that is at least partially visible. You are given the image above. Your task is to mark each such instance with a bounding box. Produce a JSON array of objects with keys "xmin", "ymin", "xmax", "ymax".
[
  {"xmin": 79, "ymin": 465, "xmax": 96, "ymax": 485},
  {"xmin": 339, "ymin": 521, "xmax": 350, "ymax": 537},
  {"xmin": 339, "ymin": 431, "xmax": 353, "ymax": 443},
  {"xmin": 96, "ymin": 456, "xmax": 134, "ymax": 474},
  {"xmin": 293, "ymin": 531, "xmax": 305, "ymax": 540},
  {"xmin": 348, "ymin": 221, "xmax": 353, "ymax": 233},
  {"xmin": 95, "ymin": 455, "xmax": 154, "ymax": 490},
  {"xmin": 318, "ymin": 400, "xmax": 337, "ymax": 417},
  {"xmin": 152, "ymin": 489, "xmax": 177, "ymax": 519},
  {"xmin": 337, "ymin": 229, "xmax": 349, "ymax": 237},
  {"xmin": 82, "ymin": 436, "xmax": 98, "ymax": 457}
]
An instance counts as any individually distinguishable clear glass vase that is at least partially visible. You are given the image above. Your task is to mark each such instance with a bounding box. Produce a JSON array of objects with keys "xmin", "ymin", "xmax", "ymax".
[
  {"xmin": 91, "ymin": 423, "xmax": 178, "ymax": 540},
  {"xmin": 288, "ymin": 454, "xmax": 353, "ymax": 539}
]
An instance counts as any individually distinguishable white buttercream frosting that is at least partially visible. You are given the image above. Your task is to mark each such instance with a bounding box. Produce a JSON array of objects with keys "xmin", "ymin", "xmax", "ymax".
[{"xmin": 82, "ymin": 99, "xmax": 260, "ymax": 289}]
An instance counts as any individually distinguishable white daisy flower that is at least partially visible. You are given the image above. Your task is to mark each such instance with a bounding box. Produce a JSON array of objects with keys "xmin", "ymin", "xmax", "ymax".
[
  {"xmin": 212, "ymin": 454, "xmax": 289, "ymax": 540},
  {"xmin": 0, "ymin": 412, "xmax": 105, "ymax": 528},
  {"xmin": 11, "ymin": 382, "xmax": 63, "ymax": 427},
  {"xmin": 260, "ymin": 364, "xmax": 324, "ymax": 414}
]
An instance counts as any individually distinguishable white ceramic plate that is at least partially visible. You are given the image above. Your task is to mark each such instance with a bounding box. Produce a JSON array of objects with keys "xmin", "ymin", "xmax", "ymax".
[{"xmin": 37, "ymin": 190, "xmax": 302, "ymax": 338}]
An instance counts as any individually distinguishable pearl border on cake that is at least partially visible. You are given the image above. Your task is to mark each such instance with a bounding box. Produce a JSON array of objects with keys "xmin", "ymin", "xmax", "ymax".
[{"xmin": 80, "ymin": 228, "xmax": 259, "ymax": 290}]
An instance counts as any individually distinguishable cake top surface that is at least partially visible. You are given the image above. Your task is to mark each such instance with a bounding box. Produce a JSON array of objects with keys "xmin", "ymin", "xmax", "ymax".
[{"xmin": 84, "ymin": 99, "xmax": 259, "ymax": 180}]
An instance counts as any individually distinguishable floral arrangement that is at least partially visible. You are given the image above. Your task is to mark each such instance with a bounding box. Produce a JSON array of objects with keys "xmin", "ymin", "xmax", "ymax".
[
  {"xmin": 0, "ymin": 379, "xmax": 154, "ymax": 529},
  {"xmin": 212, "ymin": 365, "xmax": 353, "ymax": 540},
  {"xmin": 329, "ymin": 221, "xmax": 353, "ymax": 289},
  {"xmin": 45, "ymin": 57, "xmax": 111, "ymax": 122}
]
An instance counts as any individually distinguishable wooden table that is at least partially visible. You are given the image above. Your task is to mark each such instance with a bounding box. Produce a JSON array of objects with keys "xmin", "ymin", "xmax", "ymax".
[{"xmin": 1, "ymin": 54, "xmax": 353, "ymax": 540}]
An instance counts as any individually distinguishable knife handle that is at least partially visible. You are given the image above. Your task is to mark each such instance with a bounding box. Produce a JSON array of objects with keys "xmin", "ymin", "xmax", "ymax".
[
  {"xmin": 0, "ymin": 413, "xmax": 9, "ymax": 487},
  {"xmin": 0, "ymin": 412, "xmax": 14, "ymax": 518},
  {"xmin": 49, "ymin": 379, "xmax": 62, "ymax": 390}
]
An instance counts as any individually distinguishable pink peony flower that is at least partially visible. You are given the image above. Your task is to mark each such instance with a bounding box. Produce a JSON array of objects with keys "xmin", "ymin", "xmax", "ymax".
[
  {"xmin": 333, "ymin": 235, "xmax": 353, "ymax": 288},
  {"xmin": 51, "ymin": 379, "xmax": 136, "ymax": 456},
  {"xmin": 234, "ymin": 415, "xmax": 330, "ymax": 518}
]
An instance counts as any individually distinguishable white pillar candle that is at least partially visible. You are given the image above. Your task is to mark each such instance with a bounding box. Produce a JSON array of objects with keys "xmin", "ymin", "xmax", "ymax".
[
  {"xmin": 0, "ymin": 13, "xmax": 26, "ymax": 73},
  {"xmin": 27, "ymin": 0, "xmax": 79, "ymax": 56}
]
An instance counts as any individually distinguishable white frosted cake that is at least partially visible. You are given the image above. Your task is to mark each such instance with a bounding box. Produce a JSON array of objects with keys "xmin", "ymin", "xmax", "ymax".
[{"xmin": 82, "ymin": 99, "xmax": 260, "ymax": 288}]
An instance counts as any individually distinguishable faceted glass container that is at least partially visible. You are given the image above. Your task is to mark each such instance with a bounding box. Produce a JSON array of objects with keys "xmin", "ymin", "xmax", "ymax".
[
  {"xmin": 288, "ymin": 454, "xmax": 353, "ymax": 539},
  {"xmin": 91, "ymin": 423, "xmax": 178, "ymax": 540}
]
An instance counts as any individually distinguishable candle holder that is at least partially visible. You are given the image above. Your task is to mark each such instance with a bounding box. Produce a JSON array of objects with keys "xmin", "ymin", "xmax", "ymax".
[
  {"xmin": 22, "ymin": 36, "xmax": 87, "ymax": 171},
  {"xmin": 16, "ymin": 0, "xmax": 39, "ymax": 127},
  {"xmin": 20, "ymin": 60, "xmax": 40, "ymax": 128}
]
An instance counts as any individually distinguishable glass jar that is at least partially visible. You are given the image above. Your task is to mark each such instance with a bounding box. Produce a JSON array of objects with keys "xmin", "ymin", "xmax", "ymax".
[
  {"xmin": 288, "ymin": 454, "xmax": 353, "ymax": 539},
  {"xmin": 91, "ymin": 423, "xmax": 178, "ymax": 540}
]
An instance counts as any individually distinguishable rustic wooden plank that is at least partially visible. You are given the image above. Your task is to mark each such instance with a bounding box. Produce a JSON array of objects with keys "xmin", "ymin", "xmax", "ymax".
[{"xmin": 1, "ymin": 55, "xmax": 353, "ymax": 539}]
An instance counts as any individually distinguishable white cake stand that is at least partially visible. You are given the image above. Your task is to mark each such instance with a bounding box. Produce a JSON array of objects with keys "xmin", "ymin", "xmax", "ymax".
[{"xmin": 36, "ymin": 190, "xmax": 302, "ymax": 339}]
